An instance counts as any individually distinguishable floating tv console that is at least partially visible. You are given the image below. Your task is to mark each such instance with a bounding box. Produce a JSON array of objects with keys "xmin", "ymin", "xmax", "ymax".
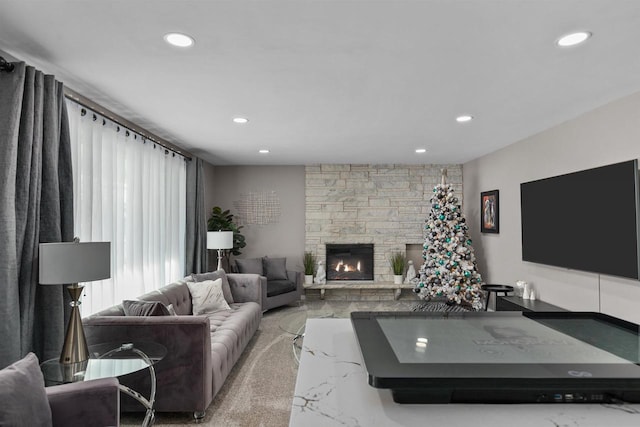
[{"xmin": 496, "ymin": 296, "xmax": 566, "ymax": 312}]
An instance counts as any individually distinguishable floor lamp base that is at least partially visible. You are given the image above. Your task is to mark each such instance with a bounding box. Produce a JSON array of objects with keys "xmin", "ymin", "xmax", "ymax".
[{"xmin": 217, "ymin": 249, "xmax": 224, "ymax": 271}]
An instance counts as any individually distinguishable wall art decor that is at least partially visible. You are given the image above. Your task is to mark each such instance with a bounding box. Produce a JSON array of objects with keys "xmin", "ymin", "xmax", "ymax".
[
  {"xmin": 233, "ymin": 191, "xmax": 281, "ymax": 225},
  {"xmin": 481, "ymin": 189, "xmax": 499, "ymax": 233}
]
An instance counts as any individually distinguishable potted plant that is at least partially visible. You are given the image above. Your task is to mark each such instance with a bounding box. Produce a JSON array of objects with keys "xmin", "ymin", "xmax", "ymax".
[
  {"xmin": 389, "ymin": 251, "xmax": 406, "ymax": 285},
  {"xmin": 207, "ymin": 206, "xmax": 246, "ymax": 271},
  {"xmin": 303, "ymin": 251, "xmax": 317, "ymax": 285}
]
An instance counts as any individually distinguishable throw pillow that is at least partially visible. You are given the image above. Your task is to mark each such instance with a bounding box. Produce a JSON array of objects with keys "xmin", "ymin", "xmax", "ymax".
[
  {"xmin": 122, "ymin": 300, "xmax": 171, "ymax": 316},
  {"xmin": 0, "ymin": 353, "xmax": 53, "ymax": 427},
  {"xmin": 263, "ymin": 257, "xmax": 288, "ymax": 280},
  {"xmin": 235, "ymin": 257, "xmax": 264, "ymax": 275},
  {"xmin": 192, "ymin": 270, "xmax": 234, "ymax": 303},
  {"xmin": 187, "ymin": 278, "xmax": 231, "ymax": 315}
]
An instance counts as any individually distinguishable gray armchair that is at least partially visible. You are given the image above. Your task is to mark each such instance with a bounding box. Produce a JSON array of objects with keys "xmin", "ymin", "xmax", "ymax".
[
  {"xmin": 234, "ymin": 257, "xmax": 304, "ymax": 311},
  {"xmin": 48, "ymin": 378, "xmax": 121, "ymax": 427},
  {"xmin": 261, "ymin": 269, "xmax": 304, "ymax": 311},
  {"xmin": 0, "ymin": 352, "xmax": 120, "ymax": 427}
]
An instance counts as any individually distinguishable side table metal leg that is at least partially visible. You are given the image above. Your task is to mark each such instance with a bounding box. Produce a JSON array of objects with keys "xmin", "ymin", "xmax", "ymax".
[
  {"xmin": 117, "ymin": 348, "xmax": 158, "ymax": 427},
  {"xmin": 95, "ymin": 344, "xmax": 160, "ymax": 427},
  {"xmin": 118, "ymin": 384, "xmax": 155, "ymax": 427}
]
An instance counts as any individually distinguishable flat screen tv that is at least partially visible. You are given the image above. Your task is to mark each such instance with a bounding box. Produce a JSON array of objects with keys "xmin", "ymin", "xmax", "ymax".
[{"xmin": 520, "ymin": 160, "xmax": 640, "ymax": 280}]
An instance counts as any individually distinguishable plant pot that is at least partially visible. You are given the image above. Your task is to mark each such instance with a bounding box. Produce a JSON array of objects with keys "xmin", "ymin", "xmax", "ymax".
[
  {"xmin": 305, "ymin": 275, "xmax": 314, "ymax": 285},
  {"xmin": 393, "ymin": 275, "xmax": 403, "ymax": 285}
]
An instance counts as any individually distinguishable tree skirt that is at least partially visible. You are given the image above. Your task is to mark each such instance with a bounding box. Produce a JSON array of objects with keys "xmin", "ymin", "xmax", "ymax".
[{"xmin": 412, "ymin": 301, "xmax": 472, "ymax": 312}]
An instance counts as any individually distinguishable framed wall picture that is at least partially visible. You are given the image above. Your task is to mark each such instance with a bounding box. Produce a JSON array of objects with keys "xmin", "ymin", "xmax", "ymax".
[{"xmin": 481, "ymin": 190, "xmax": 499, "ymax": 233}]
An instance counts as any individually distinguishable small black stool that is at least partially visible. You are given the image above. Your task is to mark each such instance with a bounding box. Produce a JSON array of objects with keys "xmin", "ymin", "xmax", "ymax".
[{"xmin": 481, "ymin": 284, "xmax": 514, "ymax": 311}]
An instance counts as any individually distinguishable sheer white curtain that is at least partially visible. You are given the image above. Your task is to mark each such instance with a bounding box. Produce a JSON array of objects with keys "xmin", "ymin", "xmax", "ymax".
[{"xmin": 66, "ymin": 100, "xmax": 186, "ymax": 315}]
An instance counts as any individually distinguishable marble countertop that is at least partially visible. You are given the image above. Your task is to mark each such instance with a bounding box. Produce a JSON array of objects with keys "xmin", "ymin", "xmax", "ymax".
[{"xmin": 290, "ymin": 318, "xmax": 640, "ymax": 427}]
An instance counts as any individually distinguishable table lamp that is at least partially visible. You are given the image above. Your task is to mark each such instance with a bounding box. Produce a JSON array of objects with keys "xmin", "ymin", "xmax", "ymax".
[
  {"xmin": 207, "ymin": 231, "xmax": 234, "ymax": 270},
  {"xmin": 39, "ymin": 240, "xmax": 111, "ymax": 364}
]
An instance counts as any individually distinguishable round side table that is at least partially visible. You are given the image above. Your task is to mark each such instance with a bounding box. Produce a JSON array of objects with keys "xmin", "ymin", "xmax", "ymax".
[
  {"xmin": 41, "ymin": 341, "xmax": 166, "ymax": 427},
  {"xmin": 481, "ymin": 284, "xmax": 514, "ymax": 311}
]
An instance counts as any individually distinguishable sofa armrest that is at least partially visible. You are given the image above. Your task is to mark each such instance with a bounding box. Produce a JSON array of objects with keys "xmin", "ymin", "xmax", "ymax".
[
  {"xmin": 47, "ymin": 377, "xmax": 120, "ymax": 427},
  {"xmin": 287, "ymin": 270, "xmax": 304, "ymax": 293},
  {"xmin": 227, "ymin": 273, "xmax": 265, "ymax": 305},
  {"xmin": 83, "ymin": 315, "xmax": 213, "ymax": 413}
]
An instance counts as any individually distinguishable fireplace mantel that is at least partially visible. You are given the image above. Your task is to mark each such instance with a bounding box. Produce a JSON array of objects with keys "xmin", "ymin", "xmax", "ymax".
[{"xmin": 305, "ymin": 281, "xmax": 415, "ymax": 301}]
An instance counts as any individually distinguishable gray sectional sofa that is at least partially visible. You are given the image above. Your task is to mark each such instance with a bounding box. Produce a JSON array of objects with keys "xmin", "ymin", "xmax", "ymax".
[{"xmin": 83, "ymin": 271, "xmax": 263, "ymax": 421}]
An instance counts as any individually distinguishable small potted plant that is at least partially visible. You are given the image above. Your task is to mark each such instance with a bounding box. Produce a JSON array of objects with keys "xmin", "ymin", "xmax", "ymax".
[
  {"xmin": 389, "ymin": 251, "xmax": 406, "ymax": 285},
  {"xmin": 303, "ymin": 251, "xmax": 317, "ymax": 285}
]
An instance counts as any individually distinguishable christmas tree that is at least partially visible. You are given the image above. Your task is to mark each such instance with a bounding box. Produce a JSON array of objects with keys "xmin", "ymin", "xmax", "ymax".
[{"xmin": 414, "ymin": 170, "xmax": 484, "ymax": 310}]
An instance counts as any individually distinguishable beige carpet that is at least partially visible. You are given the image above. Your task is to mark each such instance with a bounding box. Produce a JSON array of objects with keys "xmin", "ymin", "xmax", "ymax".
[{"xmin": 122, "ymin": 299, "xmax": 418, "ymax": 427}]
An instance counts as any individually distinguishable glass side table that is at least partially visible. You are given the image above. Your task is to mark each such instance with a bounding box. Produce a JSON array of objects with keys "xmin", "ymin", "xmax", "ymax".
[{"xmin": 41, "ymin": 341, "xmax": 166, "ymax": 427}]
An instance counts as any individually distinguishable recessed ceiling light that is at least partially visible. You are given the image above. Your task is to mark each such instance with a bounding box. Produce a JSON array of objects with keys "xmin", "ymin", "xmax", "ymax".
[
  {"xmin": 233, "ymin": 117, "xmax": 249, "ymax": 124},
  {"xmin": 456, "ymin": 115, "xmax": 473, "ymax": 123},
  {"xmin": 163, "ymin": 32, "xmax": 195, "ymax": 48},
  {"xmin": 258, "ymin": 149, "xmax": 270, "ymax": 154},
  {"xmin": 556, "ymin": 31, "xmax": 591, "ymax": 47},
  {"xmin": 415, "ymin": 148, "xmax": 427, "ymax": 154}
]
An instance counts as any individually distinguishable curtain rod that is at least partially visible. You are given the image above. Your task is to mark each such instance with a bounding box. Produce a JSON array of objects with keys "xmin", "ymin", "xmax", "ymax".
[
  {"xmin": 0, "ymin": 55, "xmax": 15, "ymax": 72},
  {"xmin": 64, "ymin": 87, "xmax": 193, "ymax": 160}
]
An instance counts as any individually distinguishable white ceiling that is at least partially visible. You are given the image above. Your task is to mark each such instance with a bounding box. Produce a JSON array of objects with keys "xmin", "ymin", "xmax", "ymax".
[{"xmin": 1, "ymin": 1, "xmax": 640, "ymax": 165}]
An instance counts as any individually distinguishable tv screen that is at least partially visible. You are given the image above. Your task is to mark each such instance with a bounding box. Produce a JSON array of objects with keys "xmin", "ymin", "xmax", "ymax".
[{"xmin": 520, "ymin": 160, "xmax": 640, "ymax": 280}]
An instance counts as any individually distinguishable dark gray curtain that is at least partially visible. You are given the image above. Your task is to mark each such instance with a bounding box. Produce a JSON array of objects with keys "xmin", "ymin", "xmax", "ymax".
[
  {"xmin": 0, "ymin": 62, "xmax": 73, "ymax": 368},
  {"xmin": 185, "ymin": 157, "xmax": 207, "ymax": 275}
]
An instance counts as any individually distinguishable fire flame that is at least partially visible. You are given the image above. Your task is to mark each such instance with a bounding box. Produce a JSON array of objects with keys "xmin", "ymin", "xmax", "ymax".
[{"xmin": 335, "ymin": 260, "xmax": 362, "ymax": 272}]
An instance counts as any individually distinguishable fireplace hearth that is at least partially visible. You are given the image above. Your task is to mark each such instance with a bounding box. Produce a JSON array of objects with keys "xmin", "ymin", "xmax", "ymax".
[{"xmin": 326, "ymin": 244, "xmax": 374, "ymax": 281}]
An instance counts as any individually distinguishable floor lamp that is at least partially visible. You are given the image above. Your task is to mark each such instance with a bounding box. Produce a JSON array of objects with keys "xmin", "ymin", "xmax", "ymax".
[
  {"xmin": 39, "ymin": 240, "xmax": 111, "ymax": 364},
  {"xmin": 207, "ymin": 231, "xmax": 234, "ymax": 271}
]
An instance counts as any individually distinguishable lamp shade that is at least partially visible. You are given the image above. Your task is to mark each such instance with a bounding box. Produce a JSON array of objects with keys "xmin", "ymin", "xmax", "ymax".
[
  {"xmin": 207, "ymin": 231, "xmax": 234, "ymax": 250},
  {"xmin": 39, "ymin": 242, "xmax": 111, "ymax": 284}
]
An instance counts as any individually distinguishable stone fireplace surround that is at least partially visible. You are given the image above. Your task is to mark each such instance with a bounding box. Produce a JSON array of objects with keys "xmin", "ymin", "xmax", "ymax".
[{"xmin": 305, "ymin": 164, "xmax": 463, "ymax": 285}]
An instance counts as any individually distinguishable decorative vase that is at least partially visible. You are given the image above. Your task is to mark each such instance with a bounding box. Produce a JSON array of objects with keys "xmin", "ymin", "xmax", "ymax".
[
  {"xmin": 304, "ymin": 275, "xmax": 314, "ymax": 285},
  {"xmin": 515, "ymin": 280, "xmax": 527, "ymax": 297},
  {"xmin": 393, "ymin": 275, "xmax": 403, "ymax": 285}
]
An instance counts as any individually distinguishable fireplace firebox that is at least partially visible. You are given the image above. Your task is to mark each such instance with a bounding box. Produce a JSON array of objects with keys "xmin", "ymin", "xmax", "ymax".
[{"xmin": 326, "ymin": 244, "xmax": 374, "ymax": 281}]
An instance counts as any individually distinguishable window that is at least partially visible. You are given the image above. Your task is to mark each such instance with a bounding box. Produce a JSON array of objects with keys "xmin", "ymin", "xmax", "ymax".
[{"xmin": 66, "ymin": 100, "xmax": 186, "ymax": 315}]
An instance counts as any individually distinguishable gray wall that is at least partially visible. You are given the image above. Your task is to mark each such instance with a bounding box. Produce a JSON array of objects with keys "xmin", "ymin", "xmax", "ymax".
[
  {"xmin": 463, "ymin": 90, "xmax": 640, "ymax": 323},
  {"xmin": 208, "ymin": 166, "xmax": 306, "ymax": 272}
]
